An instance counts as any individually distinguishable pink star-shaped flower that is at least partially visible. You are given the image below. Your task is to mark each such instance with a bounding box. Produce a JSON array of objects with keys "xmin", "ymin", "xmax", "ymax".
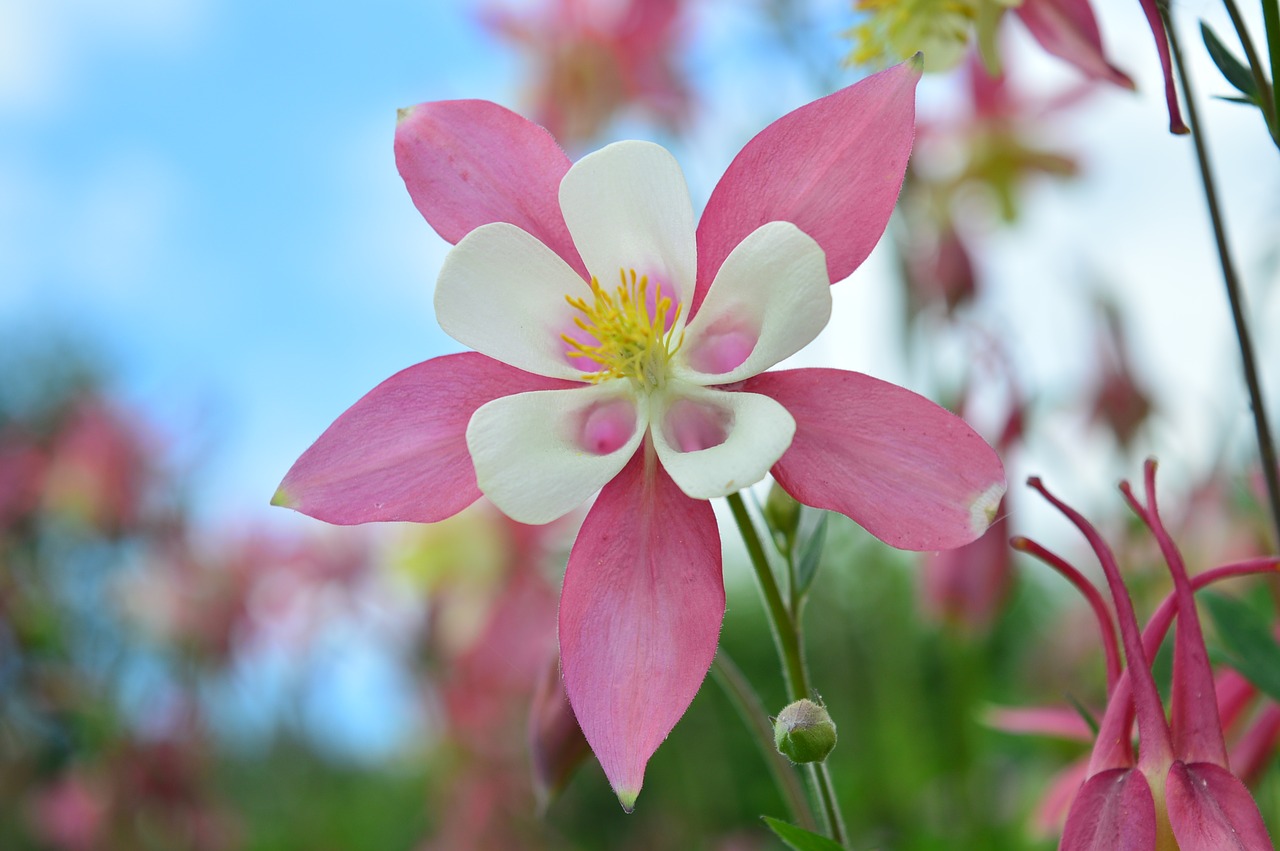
[{"xmin": 275, "ymin": 60, "xmax": 1006, "ymax": 808}]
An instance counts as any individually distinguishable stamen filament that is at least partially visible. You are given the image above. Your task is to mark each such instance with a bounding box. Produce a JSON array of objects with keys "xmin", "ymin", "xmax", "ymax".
[{"xmin": 561, "ymin": 269, "xmax": 684, "ymax": 388}]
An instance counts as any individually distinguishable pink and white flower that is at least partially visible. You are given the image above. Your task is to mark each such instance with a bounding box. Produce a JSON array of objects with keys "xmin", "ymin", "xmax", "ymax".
[{"xmin": 275, "ymin": 60, "xmax": 1006, "ymax": 809}]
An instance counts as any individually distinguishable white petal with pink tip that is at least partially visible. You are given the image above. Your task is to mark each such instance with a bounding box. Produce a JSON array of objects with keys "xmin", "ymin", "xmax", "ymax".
[
  {"xmin": 466, "ymin": 385, "xmax": 647, "ymax": 524},
  {"xmin": 559, "ymin": 141, "xmax": 697, "ymax": 311},
  {"xmin": 651, "ymin": 384, "xmax": 796, "ymax": 499},
  {"xmin": 678, "ymin": 221, "xmax": 831, "ymax": 385},
  {"xmin": 435, "ymin": 222, "xmax": 591, "ymax": 381}
]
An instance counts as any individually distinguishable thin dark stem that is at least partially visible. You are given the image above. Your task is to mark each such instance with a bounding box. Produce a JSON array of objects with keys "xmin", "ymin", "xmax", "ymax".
[
  {"xmin": 709, "ymin": 651, "xmax": 817, "ymax": 831},
  {"xmin": 1161, "ymin": 6, "xmax": 1280, "ymax": 552},
  {"xmin": 1221, "ymin": 0, "xmax": 1277, "ymax": 137},
  {"xmin": 726, "ymin": 492, "xmax": 847, "ymax": 846}
]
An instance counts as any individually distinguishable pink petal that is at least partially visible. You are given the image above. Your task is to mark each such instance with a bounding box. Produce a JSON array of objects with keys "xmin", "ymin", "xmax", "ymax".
[
  {"xmin": 273, "ymin": 353, "xmax": 575, "ymax": 524},
  {"xmin": 1137, "ymin": 0, "xmax": 1189, "ymax": 135},
  {"xmin": 983, "ymin": 705, "xmax": 1094, "ymax": 741},
  {"xmin": 1229, "ymin": 705, "xmax": 1280, "ymax": 786},
  {"xmin": 744, "ymin": 369, "xmax": 1005, "ymax": 551},
  {"xmin": 1014, "ymin": 0, "xmax": 1135, "ymax": 89},
  {"xmin": 558, "ymin": 448, "xmax": 724, "ymax": 810},
  {"xmin": 1166, "ymin": 761, "xmax": 1273, "ymax": 850},
  {"xmin": 693, "ymin": 60, "xmax": 920, "ymax": 314},
  {"xmin": 1059, "ymin": 768, "xmax": 1157, "ymax": 850},
  {"xmin": 394, "ymin": 99, "xmax": 587, "ymax": 274}
]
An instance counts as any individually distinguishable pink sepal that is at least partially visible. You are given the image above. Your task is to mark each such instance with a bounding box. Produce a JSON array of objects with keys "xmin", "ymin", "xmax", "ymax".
[
  {"xmin": 558, "ymin": 448, "xmax": 724, "ymax": 811},
  {"xmin": 744, "ymin": 369, "xmax": 1005, "ymax": 551},
  {"xmin": 394, "ymin": 99, "xmax": 587, "ymax": 275},
  {"xmin": 1014, "ymin": 0, "xmax": 1135, "ymax": 89},
  {"xmin": 1136, "ymin": 0, "xmax": 1189, "ymax": 134},
  {"xmin": 1059, "ymin": 767, "xmax": 1157, "ymax": 850},
  {"xmin": 984, "ymin": 705, "xmax": 1093, "ymax": 741},
  {"xmin": 1166, "ymin": 761, "xmax": 1273, "ymax": 850},
  {"xmin": 274, "ymin": 353, "xmax": 575, "ymax": 524},
  {"xmin": 693, "ymin": 60, "xmax": 920, "ymax": 313}
]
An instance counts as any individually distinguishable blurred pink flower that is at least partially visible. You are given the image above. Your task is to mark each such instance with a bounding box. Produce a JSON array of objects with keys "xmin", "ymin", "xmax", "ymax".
[
  {"xmin": 27, "ymin": 772, "xmax": 107, "ymax": 851},
  {"xmin": 482, "ymin": 0, "xmax": 690, "ymax": 145},
  {"xmin": 849, "ymin": 0, "xmax": 1130, "ymax": 85},
  {"xmin": 0, "ymin": 428, "xmax": 46, "ymax": 531},
  {"xmin": 1087, "ymin": 301, "xmax": 1153, "ymax": 449},
  {"xmin": 415, "ymin": 510, "xmax": 568, "ymax": 849},
  {"xmin": 41, "ymin": 398, "xmax": 151, "ymax": 535},
  {"xmin": 1015, "ymin": 463, "xmax": 1275, "ymax": 849},
  {"xmin": 119, "ymin": 530, "xmax": 371, "ymax": 664},
  {"xmin": 276, "ymin": 61, "xmax": 1007, "ymax": 808}
]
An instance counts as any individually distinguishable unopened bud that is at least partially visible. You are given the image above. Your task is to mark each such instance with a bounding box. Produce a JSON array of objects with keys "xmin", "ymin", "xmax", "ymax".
[
  {"xmin": 528, "ymin": 653, "xmax": 590, "ymax": 813},
  {"xmin": 764, "ymin": 483, "xmax": 801, "ymax": 545},
  {"xmin": 773, "ymin": 699, "xmax": 836, "ymax": 764}
]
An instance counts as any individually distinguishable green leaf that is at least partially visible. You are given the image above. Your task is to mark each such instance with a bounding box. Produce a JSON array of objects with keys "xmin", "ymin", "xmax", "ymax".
[
  {"xmin": 761, "ymin": 816, "xmax": 846, "ymax": 851},
  {"xmin": 1201, "ymin": 592, "xmax": 1280, "ymax": 703},
  {"xmin": 793, "ymin": 510, "xmax": 829, "ymax": 597},
  {"xmin": 1213, "ymin": 95, "xmax": 1259, "ymax": 105},
  {"xmin": 1201, "ymin": 21, "xmax": 1260, "ymax": 100}
]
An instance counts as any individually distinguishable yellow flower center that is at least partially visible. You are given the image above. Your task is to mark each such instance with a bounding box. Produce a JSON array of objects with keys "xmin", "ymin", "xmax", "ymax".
[
  {"xmin": 845, "ymin": 0, "xmax": 1012, "ymax": 70},
  {"xmin": 562, "ymin": 269, "xmax": 684, "ymax": 389}
]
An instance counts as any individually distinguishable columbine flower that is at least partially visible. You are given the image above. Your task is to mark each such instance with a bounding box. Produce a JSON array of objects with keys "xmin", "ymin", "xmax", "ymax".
[
  {"xmin": 848, "ymin": 0, "xmax": 1125, "ymax": 82},
  {"xmin": 274, "ymin": 60, "xmax": 1006, "ymax": 809},
  {"xmin": 1015, "ymin": 462, "xmax": 1275, "ymax": 849}
]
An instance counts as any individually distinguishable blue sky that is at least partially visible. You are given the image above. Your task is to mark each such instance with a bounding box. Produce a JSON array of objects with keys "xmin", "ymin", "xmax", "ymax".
[{"xmin": 1, "ymin": 2, "xmax": 514, "ymax": 524}]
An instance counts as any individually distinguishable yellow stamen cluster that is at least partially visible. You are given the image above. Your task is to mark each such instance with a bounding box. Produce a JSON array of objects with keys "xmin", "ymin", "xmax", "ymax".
[
  {"xmin": 562, "ymin": 269, "xmax": 684, "ymax": 388},
  {"xmin": 845, "ymin": 0, "xmax": 983, "ymax": 71}
]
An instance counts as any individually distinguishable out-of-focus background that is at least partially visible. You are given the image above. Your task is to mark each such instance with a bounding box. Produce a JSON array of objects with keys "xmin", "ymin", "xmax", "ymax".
[{"xmin": 2, "ymin": 0, "xmax": 1279, "ymax": 848}]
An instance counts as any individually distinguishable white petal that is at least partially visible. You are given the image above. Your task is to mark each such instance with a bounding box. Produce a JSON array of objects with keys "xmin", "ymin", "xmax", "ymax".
[
  {"xmin": 651, "ymin": 383, "xmax": 795, "ymax": 499},
  {"xmin": 676, "ymin": 222, "xmax": 831, "ymax": 385},
  {"xmin": 559, "ymin": 141, "xmax": 697, "ymax": 313},
  {"xmin": 436, "ymin": 222, "xmax": 591, "ymax": 380},
  {"xmin": 467, "ymin": 384, "xmax": 646, "ymax": 524}
]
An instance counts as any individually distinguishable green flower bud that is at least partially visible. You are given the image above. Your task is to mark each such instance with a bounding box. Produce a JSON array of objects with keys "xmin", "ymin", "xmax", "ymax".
[
  {"xmin": 773, "ymin": 699, "xmax": 837, "ymax": 764},
  {"xmin": 764, "ymin": 482, "xmax": 801, "ymax": 545}
]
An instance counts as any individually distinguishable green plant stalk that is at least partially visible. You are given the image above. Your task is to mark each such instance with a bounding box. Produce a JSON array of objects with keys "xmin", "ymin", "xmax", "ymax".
[
  {"xmin": 709, "ymin": 651, "xmax": 817, "ymax": 831},
  {"xmin": 726, "ymin": 492, "xmax": 849, "ymax": 846},
  {"xmin": 1222, "ymin": 0, "xmax": 1278, "ymax": 139},
  {"xmin": 1162, "ymin": 7, "xmax": 1280, "ymax": 551},
  {"xmin": 1264, "ymin": 0, "xmax": 1280, "ymax": 138}
]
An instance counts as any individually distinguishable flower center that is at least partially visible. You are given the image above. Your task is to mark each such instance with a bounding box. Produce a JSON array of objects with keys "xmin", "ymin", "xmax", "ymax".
[
  {"xmin": 846, "ymin": 0, "xmax": 989, "ymax": 68},
  {"xmin": 562, "ymin": 269, "xmax": 684, "ymax": 390}
]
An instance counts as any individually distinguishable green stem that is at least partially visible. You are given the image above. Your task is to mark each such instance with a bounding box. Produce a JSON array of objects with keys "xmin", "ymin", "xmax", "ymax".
[
  {"xmin": 726, "ymin": 492, "xmax": 848, "ymax": 846},
  {"xmin": 1162, "ymin": 7, "xmax": 1280, "ymax": 553},
  {"xmin": 710, "ymin": 651, "xmax": 817, "ymax": 831},
  {"xmin": 1221, "ymin": 0, "xmax": 1278, "ymax": 140},
  {"xmin": 1264, "ymin": 0, "xmax": 1280, "ymax": 141},
  {"xmin": 728, "ymin": 492, "xmax": 809, "ymax": 699}
]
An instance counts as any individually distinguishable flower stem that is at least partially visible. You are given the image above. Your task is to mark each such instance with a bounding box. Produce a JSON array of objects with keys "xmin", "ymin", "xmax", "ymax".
[
  {"xmin": 709, "ymin": 651, "xmax": 817, "ymax": 831},
  {"xmin": 1161, "ymin": 6, "xmax": 1280, "ymax": 552},
  {"xmin": 726, "ymin": 492, "xmax": 848, "ymax": 846},
  {"xmin": 728, "ymin": 492, "xmax": 810, "ymax": 699}
]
